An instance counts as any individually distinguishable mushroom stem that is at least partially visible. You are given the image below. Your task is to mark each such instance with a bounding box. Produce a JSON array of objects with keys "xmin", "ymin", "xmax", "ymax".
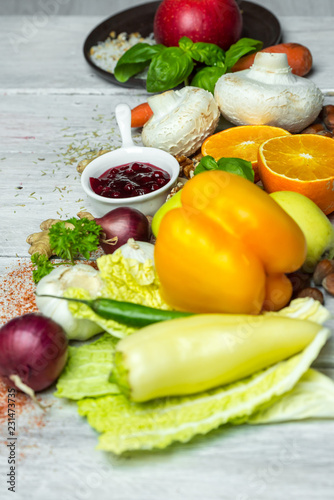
[
  {"xmin": 248, "ymin": 53, "xmax": 296, "ymax": 84},
  {"xmin": 148, "ymin": 90, "xmax": 183, "ymax": 119}
]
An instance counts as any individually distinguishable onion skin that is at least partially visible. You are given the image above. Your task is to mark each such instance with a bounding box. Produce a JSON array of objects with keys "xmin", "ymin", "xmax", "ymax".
[
  {"xmin": 0, "ymin": 313, "xmax": 68, "ymax": 392},
  {"xmin": 95, "ymin": 207, "xmax": 151, "ymax": 255}
]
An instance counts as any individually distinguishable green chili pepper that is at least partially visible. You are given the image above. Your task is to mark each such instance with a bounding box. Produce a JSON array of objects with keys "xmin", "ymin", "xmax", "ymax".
[{"xmin": 36, "ymin": 295, "xmax": 193, "ymax": 328}]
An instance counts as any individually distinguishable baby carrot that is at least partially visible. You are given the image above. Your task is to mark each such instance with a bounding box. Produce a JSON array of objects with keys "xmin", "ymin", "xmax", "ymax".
[
  {"xmin": 131, "ymin": 102, "xmax": 153, "ymax": 128},
  {"xmin": 231, "ymin": 43, "xmax": 313, "ymax": 76}
]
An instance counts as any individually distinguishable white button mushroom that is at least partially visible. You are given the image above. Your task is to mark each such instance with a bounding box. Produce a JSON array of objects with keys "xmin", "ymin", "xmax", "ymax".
[
  {"xmin": 141, "ymin": 86, "xmax": 220, "ymax": 156},
  {"xmin": 214, "ymin": 52, "xmax": 323, "ymax": 133}
]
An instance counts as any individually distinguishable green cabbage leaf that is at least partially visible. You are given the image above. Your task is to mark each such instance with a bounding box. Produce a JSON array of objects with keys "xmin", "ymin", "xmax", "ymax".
[
  {"xmin": 54, "ymin": 334, "xmax": 119, "ymax": 400},
  {"xmin": 65, "ymin": 249, "xmax": 171, "ymax": 338},
  {"xmin": 248, "ymin": 368, "xmax": 334, "ymax": 424},
  {"xmin": 77, "ymin": 327, "xmax": 330, "ymax": 454},
  {"xmin": 55, "ymin": 297, "xmax": 333, "ymax": 453}
]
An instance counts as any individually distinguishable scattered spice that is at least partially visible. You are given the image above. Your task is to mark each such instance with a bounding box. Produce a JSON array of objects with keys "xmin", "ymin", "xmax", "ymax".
[
  {"xmin": 0, "ymin": 260, "xmax": 38, "ymax": 326},
  {"xmin": 0, "ymin": 376, "xmax": 33, "ymax": 425}
]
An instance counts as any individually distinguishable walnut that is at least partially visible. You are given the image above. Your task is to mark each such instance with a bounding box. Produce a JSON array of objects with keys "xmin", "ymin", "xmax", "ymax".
[
  {"xmin": 166, "ymin": 181, "xmax": 185, "ymax": 201},
  {"xmin": 175, "ymin": 152, "xmax": 202, "ymax": 179},
  {"xmin": 77, "ymin": 149, "xmax": 110, "ymax": 173}
]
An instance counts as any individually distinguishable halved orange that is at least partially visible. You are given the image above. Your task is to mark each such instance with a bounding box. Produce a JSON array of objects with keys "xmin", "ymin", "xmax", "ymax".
[
  {"xmin": 201, "ymin": 125, "xmax": 291, "ymax": 181},
  {"xmin": 258, "ymin": 134, "xmax": 334, "ymax": 215}
]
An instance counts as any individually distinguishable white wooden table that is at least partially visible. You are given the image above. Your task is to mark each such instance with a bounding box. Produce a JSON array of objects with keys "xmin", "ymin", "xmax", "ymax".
[{"xmin": 0, "ymin": 5, "xmax": 334, "ymax": 500}]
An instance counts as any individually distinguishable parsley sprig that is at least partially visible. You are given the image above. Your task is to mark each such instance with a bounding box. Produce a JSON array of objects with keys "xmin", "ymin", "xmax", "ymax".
[{"xmin": 31, "ymin": 217, "xmax": 102, "ymax": 283}]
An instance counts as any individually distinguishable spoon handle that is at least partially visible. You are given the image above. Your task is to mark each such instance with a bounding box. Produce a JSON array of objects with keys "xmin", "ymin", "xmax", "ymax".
[{"xmin": 115, "ymin": 103, "xmax": 135, "ymax": 148}]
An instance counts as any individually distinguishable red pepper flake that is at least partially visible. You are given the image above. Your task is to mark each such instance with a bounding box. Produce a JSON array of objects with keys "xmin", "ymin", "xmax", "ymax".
[
  {"xmin": 0, "ymin": 376, "xmax": 33, "ymax": 425},
  {"xmin": 0, "ymin": 260, "xmax": 38, "ymax": 326}
]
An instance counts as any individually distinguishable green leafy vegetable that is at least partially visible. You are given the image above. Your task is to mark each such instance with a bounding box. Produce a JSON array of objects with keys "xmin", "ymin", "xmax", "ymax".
[
  {"xmin": 62, "ymin": 248, "xmax": 171, "ymax": 338},
  {"xmin": 56, "ymin": 298, "xmax": 331, "ymax": 453},
  {"xmin": 114, "ymin": 43, "xmax": 164, "ymax": 82},
  {"xmin": 31, "ymin": 253, "xmax": 55, "ymax": 283},
  {"xmin": 146, "ymin": 47, "xmax": 194, "ymax": 92},
  {"xmin": 248, "ymin": 369, "xmax": 334, "ymax": 424},
  {"xmin": 189, "ymin": 41, "xmax": 226, "ymax": 67},
  {"xmin": 49, "ymin": 217, "xmax": 101, "ymax": 264},
  {"xmin": 225, "ymin": 38, "xmax": 263, "ymax": 71},
  {"xmin": 114, "ymin": 36, "xmax": 263, "ymax": 93},
  {"xmin": 190, "ymin": 66, "xmax": 226, "ymax": 93},
  {"xmin": 31, "ymin": 217, "xmax": 101, "ymax": 283},
  {"xmin": 195, "ymin": 155, "xmax": 255, "ymax": 182},
  {"xmin": 178, "ymin": 36, "xmax": 194, "ymax": 52},
  {"xmin": 55, "ymin": 334, "xmax": 119, "ymax": 400},
  {"xmin": 77, "ymin": 327, "xmax": 330, "ymax": 454}
]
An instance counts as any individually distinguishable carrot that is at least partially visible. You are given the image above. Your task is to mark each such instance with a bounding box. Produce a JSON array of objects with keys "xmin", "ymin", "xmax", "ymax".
[
  {"xmin": 231, "ymin": 43, "xmax": 313, "ymax": 77},
  {"xmin": 131, "ymin": 102, "xmax": 153, "ymax": 128}
]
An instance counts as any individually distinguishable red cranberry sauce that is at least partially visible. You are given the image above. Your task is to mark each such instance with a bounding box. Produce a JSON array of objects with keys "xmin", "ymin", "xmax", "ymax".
[{"xmin": 90, "ymin": 161, "xmax": 171, "ymax": 199}]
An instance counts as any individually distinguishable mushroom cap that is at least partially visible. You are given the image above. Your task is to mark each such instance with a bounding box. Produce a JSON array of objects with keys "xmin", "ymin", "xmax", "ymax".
[
  {"xmin": 214, "ymin": 56, "xmax": 323, "ymax": 133},
  {"xmin": 142, "ymin": 87, "xmax": 220, "ymax": 156}
]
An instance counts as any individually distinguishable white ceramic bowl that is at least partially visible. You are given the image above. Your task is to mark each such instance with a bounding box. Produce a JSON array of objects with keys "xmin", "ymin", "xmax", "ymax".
[{"xmin": 81, "ymin": 104, "xmax": 180, "ymax": 217}]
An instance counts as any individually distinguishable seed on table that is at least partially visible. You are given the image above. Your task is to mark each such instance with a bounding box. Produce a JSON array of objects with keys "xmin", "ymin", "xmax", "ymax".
[
  {"xmin": 301, "ymin": 123, "xmax": 325, "ymax": 134},
  {"xmin": 313, "ymin": 259, "xmax": 334, "ymax": 285},
  {"xmin": 296, "ymin": 287, "xmax": 324, "ymax": 304},
  {"xmin": 317, "ymin": 130, "xmax": 334, "ymax": 138},
  {"xmin": 320, "ymin": 105, "xmax": 334, "ymax": 131},
  {"xmin": 287, "ymin": 271, "xmax": 311, "ymax": 295},
  {"xmin": 322, "ymin": 273, "xmax": 334, "ymax": 296}
]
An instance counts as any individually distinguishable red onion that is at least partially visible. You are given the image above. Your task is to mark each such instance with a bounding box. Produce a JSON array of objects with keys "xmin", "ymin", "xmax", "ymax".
[
  {"xmin": 95, "ymin": 207, "xmax": 151, "ymax": 255},
  {"xmin": 0, "ymin": 313, "xmax": 68, "ymax": 392}
]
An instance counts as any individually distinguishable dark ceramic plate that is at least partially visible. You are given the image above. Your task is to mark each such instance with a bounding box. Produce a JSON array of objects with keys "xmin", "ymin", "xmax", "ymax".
[{"xmin": 83, "ymin": 0, "xmax": 281, "ymax": 89}]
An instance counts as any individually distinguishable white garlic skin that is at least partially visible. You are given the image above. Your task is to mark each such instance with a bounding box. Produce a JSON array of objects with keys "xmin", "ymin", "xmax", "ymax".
[
  {"xmin": 214, "ymin": 53, "xmax": 323, "ymax": 133},
  {"xmin": 36, "ymin": 264, "xmax": 103, "ymax": 340}
]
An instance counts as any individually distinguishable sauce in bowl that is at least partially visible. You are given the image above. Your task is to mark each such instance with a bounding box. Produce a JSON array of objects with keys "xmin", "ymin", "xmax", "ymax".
[{"xmin": 89, "ymin": 161, "xmax": 171, "ymax": 199}]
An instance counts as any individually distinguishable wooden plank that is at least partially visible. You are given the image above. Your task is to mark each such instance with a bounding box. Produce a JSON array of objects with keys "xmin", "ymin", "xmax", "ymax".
[
  {"xmin": 0, "ymin": 380, "xmax": 333, "ymax": 500},
  {"xmin": 1, "ymin": 16, "xmax": 334, "ymax": 93},
  {"xmin": 3, "ymin": 0, "xmax": 334, "ymax": 17}
]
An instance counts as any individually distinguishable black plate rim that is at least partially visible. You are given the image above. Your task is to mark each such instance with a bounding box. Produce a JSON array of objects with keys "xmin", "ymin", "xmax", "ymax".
[{"xmin": 83, "ymin": 0, "xmax": 282, "ymax": 89}]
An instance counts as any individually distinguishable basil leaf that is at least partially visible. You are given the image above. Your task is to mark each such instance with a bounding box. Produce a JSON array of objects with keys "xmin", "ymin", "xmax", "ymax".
[
  {"xmin": 225, "ymin": 38, "xmax": 263, "ymax": 71},
  {"xmin": 195, "ymin": 155, "xmax": 254, "ymax": 182},
  {"xmin": 146, "ymin": 47, "xmax": 194, "ymax": 92},
  {"xmin": 194, "ymin": 155, "xmax": 219, "ymax": 175},
  {"xmin": 114, "ymin": 43, "xmax": 164, "ymax": 82},
  {"xmin": 178, "ymin": 36, "xmax": 194, "ymax": 52},
  {"xmin": 190, "ymin": 42, "xmax": 225, "ymax": 67},
  {"xmin": 191, "ymin": 66, "xmax": 226, "ymax": 93},
  {"xmin": 217, "ymin": 157, "xmax": 255, "ymax": 182}
]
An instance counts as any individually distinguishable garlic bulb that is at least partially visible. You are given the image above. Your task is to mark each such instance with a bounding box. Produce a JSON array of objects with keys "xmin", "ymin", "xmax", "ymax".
[
  {"xmin": 142, "ymin": 87, "xmax": 220, "ymax": 156},
  {"xmin": 214, "ymin": 52, "xmax": 323, "ymax": 133},
  {"xmin": 35, "ymin": 264, "xmax": 104, "ymax": 340},
  {"xmin": 118, "ymin": 239, "xmax": 155, "ymax": 264}
]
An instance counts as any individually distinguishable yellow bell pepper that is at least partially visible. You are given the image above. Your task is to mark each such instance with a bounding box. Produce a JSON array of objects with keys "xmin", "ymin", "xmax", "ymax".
[{"xmin": 154, "ymin": 171, "xmax": 306, "ymax": 314}]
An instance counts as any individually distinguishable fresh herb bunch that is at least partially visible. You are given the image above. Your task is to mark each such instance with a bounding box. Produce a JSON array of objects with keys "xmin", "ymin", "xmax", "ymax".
[
  {"xmin": 31, "ymin": 217, "xmax": 102, "ymax": 283},
  {"xmin": 114, "ymin": 36, "xmax": 262, "ymax": 93},
  {"xmin": 195, "ymin": 156, "xmax": 255, "ymax": 182}
]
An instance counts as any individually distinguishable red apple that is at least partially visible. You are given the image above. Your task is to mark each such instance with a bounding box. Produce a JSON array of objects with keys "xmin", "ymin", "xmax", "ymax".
[{"xmin": 153, "ymin": 0, "xmax": 243, "ymax": 51}]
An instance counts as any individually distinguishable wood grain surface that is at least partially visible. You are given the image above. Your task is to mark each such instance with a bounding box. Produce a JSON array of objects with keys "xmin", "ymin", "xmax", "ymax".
[
  {"xmin": 0, "ymin": 6, "xmax": 334, "ymax": 500},
  {"xmin": 2, "ymin": 0, "xmax": 334, "ymax": 17}
]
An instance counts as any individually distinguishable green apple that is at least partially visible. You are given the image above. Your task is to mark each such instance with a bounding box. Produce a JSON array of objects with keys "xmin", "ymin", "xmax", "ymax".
[
  {"xmin": 152, "ymin": 190, "xmax": 182, "ymax": 237},
  {"xmin": 270, "ymin": 191, "xmax": 334, "ymax": 273}
]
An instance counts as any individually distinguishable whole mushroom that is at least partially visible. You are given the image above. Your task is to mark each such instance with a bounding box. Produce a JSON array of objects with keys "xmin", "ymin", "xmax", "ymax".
[
  {"xmin": 141, "ymin": 86, "xmax": 220, "ymax": 156},
  {"xmin": 214, "ymin": 52, "xmax": 323, "ymax": 133}
]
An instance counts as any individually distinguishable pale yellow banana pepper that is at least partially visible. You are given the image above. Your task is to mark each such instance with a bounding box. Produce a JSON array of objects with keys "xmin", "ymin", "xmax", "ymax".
[{"xmin": 113, "ymin": 314, "xmax": 322, "ymax": 402}]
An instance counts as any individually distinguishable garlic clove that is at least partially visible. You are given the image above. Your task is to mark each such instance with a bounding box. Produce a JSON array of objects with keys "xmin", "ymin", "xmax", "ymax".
[{"xmin": 36, "ymin": 264, "xmax": 104, "ymax": 340}]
